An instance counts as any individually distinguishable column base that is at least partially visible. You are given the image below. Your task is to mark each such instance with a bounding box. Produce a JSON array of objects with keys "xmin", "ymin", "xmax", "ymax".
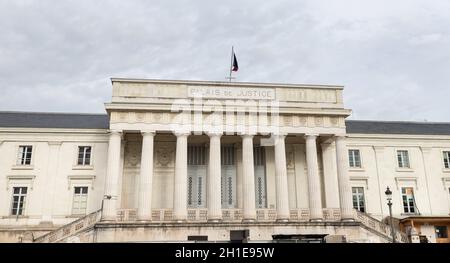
[
  {"xmin": 173, "ymin": 219, "xmax": 187, "ymax": 223},
  {"xmin": 276, "ymin": 218, "xmax": 289, "ymax": 223},
  {"xmin": 310, "ymin": 218, "xmax": 323, "ymax": 222},
  {"xmin": 207, "ymin": 218, "xmax": 222, "ymax": 223},
  {"xmin": 242, "ymin": 218, "xmax": 256, "ymax": 223},
  {"xmin": 341, "ymin": 218, "xmax": 355, "ymax": 222}
]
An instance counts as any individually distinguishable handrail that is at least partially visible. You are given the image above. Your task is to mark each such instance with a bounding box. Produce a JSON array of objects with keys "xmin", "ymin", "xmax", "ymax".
[
  {"xmin": 355, "ymin": 210, "xmax": 409, "ymax": 243},
  {"xmin": 33, "ymin": 209, "xmax": 102, "ymax": 243}
]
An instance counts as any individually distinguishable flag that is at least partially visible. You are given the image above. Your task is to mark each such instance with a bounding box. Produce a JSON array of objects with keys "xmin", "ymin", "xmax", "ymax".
[{"xmin": 232, "ymin": 53, "xmax": 238, "ymax": 71}]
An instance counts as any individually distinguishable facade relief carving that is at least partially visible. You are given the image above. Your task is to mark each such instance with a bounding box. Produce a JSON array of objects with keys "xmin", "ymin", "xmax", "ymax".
[
  {"xmin": 136, "ymin": 112, "xmax": 145, "ymax": 122},
  {"xmin": 110, "ymin": 110, "xmax": 347, "ymax": 133},
  {"xmin": 283, "ymin": 116, "xmax": 292, "ymax": 127},
  {"xmin": 299, "ymin": 116, "xmax": 307, "ymax": 126},
  {"xmin": 314, "ymin": 116, "xmax": 323, "ymax": 127},
  {"xmin": 330, "ymin": 117, "xmax": 339, "ymax": 127},
  {"xmin": 119, "ymin": 112, "xmax": 128, "ymax": 122},
  {"xmin": 156, "ymin": 145, "xmax": 175, "ymax": 168},
  {"xmin": 124, "ymin": 141, "xmax": 141, "ymax": 167},
  {"xmin": 152, "ymin": 113, "xmax": 163, "ymax": 123}
]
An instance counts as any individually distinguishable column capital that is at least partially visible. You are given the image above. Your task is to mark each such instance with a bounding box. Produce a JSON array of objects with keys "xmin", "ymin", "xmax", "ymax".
[
  {"xmin": 109, "ymin": 129, "xmax": 123, "ymax": 136},
  {"xmin": 334, "ymin": 135, "xmax": 347, "ymax": 141},
  {"xmin": 141, "ymin": 130, "xmax": 155, "ymax": 136},
  {"xmin": 305, "ymin": 134, "xmax": 318, "ymax": 140},
  {"xmin": 240, "ymin": 133, "xmax": 254, "ymax": 139},
  {"xmin": 206, "ymin": 131, "xmax": 222, "ymax": 137},
  {"xmin": 174, "ymin": 131, "xmax": 190, "ymax": 137},
  {"xmin": 272, "ymin": 132, "xmax": 287, "ymax": 138}
]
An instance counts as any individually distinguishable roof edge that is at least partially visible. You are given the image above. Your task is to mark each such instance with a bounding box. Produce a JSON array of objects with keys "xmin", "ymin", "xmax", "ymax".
[
  {"xmin": 110, "ymin": 77, "xmax": 345, "ymax": 89},
  {"xmin": 0, "ymin": 110, "xmax": 107, "ymax": 116},
  {"xmin": 346, "ymin": 119, "xmax": 450, "ymax": 125}
]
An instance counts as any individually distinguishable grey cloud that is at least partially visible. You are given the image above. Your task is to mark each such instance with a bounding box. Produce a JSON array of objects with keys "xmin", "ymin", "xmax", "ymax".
[{"xmin": 0, "ymin": 0, "xmax": 449, "ymax": 121}]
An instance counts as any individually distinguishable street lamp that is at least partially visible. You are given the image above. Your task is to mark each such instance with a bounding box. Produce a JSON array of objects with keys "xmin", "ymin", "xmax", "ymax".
[{"xmin": 385, "ymin": 187, "xmax": 396, "ymax": 243}]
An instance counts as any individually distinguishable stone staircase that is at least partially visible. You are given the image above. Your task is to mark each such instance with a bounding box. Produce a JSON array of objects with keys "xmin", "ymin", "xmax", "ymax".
[
  {"xmin": 33, "ymin": 210, "xmax": 102, "ymax": 243},
  {"xmin": 31, "ymin": 208, "xmax": 409, "ymax": 243},
  {"xmin": 354, "ymin": 210, "xmax": 409, "ymax": 243}
]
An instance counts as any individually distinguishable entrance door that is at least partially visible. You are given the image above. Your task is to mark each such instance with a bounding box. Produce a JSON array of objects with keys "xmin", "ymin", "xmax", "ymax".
[
  {"xmin": 187, "ymin": 145, "xmax": 207, "ymax": 208},
  {"xmin": 221, "ymin": 145, "xmax": 236, "ymax": 208},
  {"xmin": 254, "ymin": 146, "xmax": 267, "ymax": 208}
]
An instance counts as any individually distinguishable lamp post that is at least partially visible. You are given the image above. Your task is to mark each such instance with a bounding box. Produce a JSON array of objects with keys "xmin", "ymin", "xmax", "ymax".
[{"xmin": 385, "ymin": 187, "xmax": 396, "ymax": 243}]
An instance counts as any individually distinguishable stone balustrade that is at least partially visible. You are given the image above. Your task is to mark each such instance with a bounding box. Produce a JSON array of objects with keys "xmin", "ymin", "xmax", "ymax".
[
  {"xmin": 115, "ymin": 208, "xmax": 344, "ymax": 223},
  {"xmin": 354, "ymin": 210, "xmax": 409, "ymax": 243},
  {"xmin": 34, "ymin": 210, "xmax": 101, "ymax": 243}
]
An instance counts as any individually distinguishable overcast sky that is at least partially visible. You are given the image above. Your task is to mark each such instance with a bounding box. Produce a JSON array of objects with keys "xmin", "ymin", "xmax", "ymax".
[{"xmin": 1, "ymin": 0, "xmax": 449, "ymax": 121}]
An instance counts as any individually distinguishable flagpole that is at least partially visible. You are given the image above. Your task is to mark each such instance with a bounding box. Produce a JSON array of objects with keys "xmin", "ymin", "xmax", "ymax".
[{"xmin": 229, "ymin": 46, "xmax": 234, "ymax": 82}]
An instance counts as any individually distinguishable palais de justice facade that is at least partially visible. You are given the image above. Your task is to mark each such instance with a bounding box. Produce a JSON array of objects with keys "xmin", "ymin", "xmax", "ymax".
[{"xmin": 1, "ymin": 79, "xmax": 450, "ymax": 243}]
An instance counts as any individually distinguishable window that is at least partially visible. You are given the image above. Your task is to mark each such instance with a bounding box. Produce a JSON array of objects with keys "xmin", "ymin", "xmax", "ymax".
[
  {"xmin": 443, "ymin": 151, "xmax": 450, "ymax": 169},
  {"xmin": 397, "ymin": 150, "xmax": 410, "ymax": 168},
  {"xmin": 352, "ymin": 187, "xmax": 365, "ymax": 212},
  {"xmin": 187, "ymin": 145, "xmax": 207, "ymax": 208},
  {"xmin": 11, "ymin": 187, "xmax": 27, "ymax": 216},
  {"xmin": 348, "ymin": 149, "xmax": 361, "ymax": 168},
  {"xmin": 254, "ymin": 146, "xmax": 267, "ymax": 208},
  {"xmin": 401, "ymin": 187, "xmax": 416, "ymax": 214},
  {"xmin": 72, "ymin": 187, "xmax": 88, "ymax": 215},
  {"xmin": 77, "ymin": 146, "xmax": 92, "ymax": 165},
  {"xmin": 435, "ymin": 226, "xmax": 448, "ymax": 239},
  {"xmin": 17, "ymin": 146, "xmax": 32, "ymax": 165},
  {"xmin": 221, "ymin": 145, "xmax": 236, "ymax": 208}
]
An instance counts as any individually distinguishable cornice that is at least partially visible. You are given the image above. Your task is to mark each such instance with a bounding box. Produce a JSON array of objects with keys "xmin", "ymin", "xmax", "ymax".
[{"xmin": 110, "ymin": 78, "xmax": 344, "ymax": 90}]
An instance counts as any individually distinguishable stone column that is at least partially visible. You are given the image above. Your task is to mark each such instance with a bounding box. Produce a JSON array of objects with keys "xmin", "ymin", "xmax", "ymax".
[
  {"xmin": 102, "ymin": 130, "xmax": 122, "ymax": 221},
  {"xmin": 137, "ymin": 131, "xmax": 155, "ymax": 221},
  {"xmin": 305, "ymin": 134, "xmax": 323, "ymax": 221},
  {"xmin": 274, "ymin": 134, "xmax": 290, "ymax": 221},
  {"xmin": 207, "ymin": 132, "xmax": 222, "ymax": 222},
  {"xmin": 321, "ymin": 142, "xmax": 340, "ymax": 208},
  {"xmin": 242, "ymin": 134, "xmax": 256, "ymax": 221},
  {"xmin": 173, "ymin": 132, "xmax": 189, "ymax": 222},
  {"xmin": 335, "ymin": 136, "xmax": 354, "ymax": 221}
]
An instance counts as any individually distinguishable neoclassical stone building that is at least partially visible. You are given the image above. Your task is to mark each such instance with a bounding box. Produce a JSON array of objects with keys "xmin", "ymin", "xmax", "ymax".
[{"xmin": 0, "ymin": 79, "xmax": 449, "ymax": 243}]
